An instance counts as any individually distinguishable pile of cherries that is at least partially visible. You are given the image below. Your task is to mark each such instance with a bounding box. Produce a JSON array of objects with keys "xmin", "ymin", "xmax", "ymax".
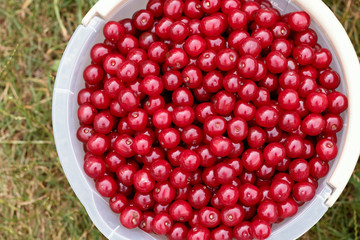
[{"xmin": 76, "ymin": 0, "xmax": 348, "ymax": 239}]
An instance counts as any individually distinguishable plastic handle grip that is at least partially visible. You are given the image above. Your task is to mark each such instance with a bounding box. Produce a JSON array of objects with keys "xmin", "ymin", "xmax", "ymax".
[{"xmin": 82, "ymin": 0, "xmax": 128, "ymax": 26}]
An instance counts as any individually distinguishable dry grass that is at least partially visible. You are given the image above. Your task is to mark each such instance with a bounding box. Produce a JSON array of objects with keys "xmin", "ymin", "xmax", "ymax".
[{"xmin": 0, "ymin": 0, "xmax": 359, "ymax": 239}]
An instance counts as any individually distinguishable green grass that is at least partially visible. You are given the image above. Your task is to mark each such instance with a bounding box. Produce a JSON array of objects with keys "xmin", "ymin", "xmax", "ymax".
[{"xmin": 0, "ymin": 0, "xmax": 359, "ymax": 239}]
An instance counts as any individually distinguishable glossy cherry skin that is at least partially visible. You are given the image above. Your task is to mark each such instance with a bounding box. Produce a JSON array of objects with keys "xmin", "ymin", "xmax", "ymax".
[
  {"xmin": 153, "ymin": 181, "xmax": 176, "ymax": 205},
  {"xmin": 144, "ymin": 96, "xmax": 165, "ymax": 115},
  {"xmin": 197, "ymin": 49, "xmax": 217, "ymax": 72},
  {"xmin": 117, "ymin": 88, "xmax": 140, "ymax": 112},
  {"xmin": 316, "ymin": 139, "xmax": 338, "ymax": 161},
  {"xmin": 171, "ymin": 87, "xmax": 194, "ymax": 107},
  {"xmin": 158, "ymin": 128, "xmax": 181, "ymax": 149},
  {"xmin": 254, "ymin": 8, "xmax": 278, "ymax": 28},
  {"xmin": 266, "ymin": 51, "xmax": 288, "ymax": 74},
  {"xmin": 179, "ymin": 149, "xmax": 201, "ymax": 172},
  {"xmin": 149, "ymin": 159, "xmax": 171, "ymax": 182},
  {"xmin": 228, "ymin": 30, "xmax": 249, "ymax": 50},
  {"xmin": 184, "ymin": 34, "xmax": 206, "ymax": 57},
  {"xmin": 187, "ymin": 226, "xmax": 211, "ymax": 240},
  {"xmin": 170, "ymin": 168, "xmax": 191, "ymax": 189},
  {"xmin": 133, "ymin": 10, "xmax": 154, "ymax": 31},
  {"xmin": 239, "ymin": 183, "xmax": 261, "ymax": 206},
  {"xmin": 152, "ymin": 109, "xmax": 172, "ymax": 129},
  {"xmin": 83, "ymin": 156, "xmax": 106, "ymax": 179},
  {"xmin": 198, "ymin": 206, "xmax": 221, "ymax": 228},
  {"xmin": 202, "ymin": 166, "xmax": 219, "ymax": 188},
  {"xmin": 254, "ymin": 106, "xmax": 279, "ymax": 128},
  {"xmin": 77, "ymin": 88, "xmax": 93, "ymax": 105},
  {"xmin": 109, "ymin": 193, "xmax": 128, "ymax": 214},
  {"xmin": 216, "ymin": 48, "xmax": 239, "ymax": 71},
  {"xmin": 263, "ymin": 143, "xmax": 286, "ymax": 166},
  {"xmin": 116, "ymin": 163, "xmax": 138, "ymax": 187},
  {"xmin": 278, "ymin": 111, "xmax": 301, "ymax": 133},
  {"xmin": 257, "ymin": 200, "xmax": 278, "ymax": 223},
  {"xmin": 167, "ymin": 146, "xmax": 185, "ymax": 167},
  {"xmin": 251, "ymin": 219, "xmax": 271, "ymax": 240},
  {"xmin": 200, "ymin": 14, "xmax": 226, "ymax": 37},
  {"xmin": 327, "ymin": 91, "xmax": 348, "ymax": 114},
  {"xmin": 217, "ymin": 184, "xmax": 239, "ymax": 207},
  {"xmin": 168, "ymin": 21, "xmax": 189, "ymax": 43},
  {"xmin": 222, "ymin": 74, "xmax": 241, "ymax": 93},
  {"xmin": 234, "ymin": 100, "xmax": 256, "ymax": 121},
  {"xmin": 237, "ymin": 55, "xmax": 258, "ymax": 78},
  {"xmin": 247, "ymin": 127, "xmax": 266, "ymax": 149},
  {"xmin": 132, "ymin": 134, "xmax": 152, "ymax": 155},
  {"xmin": 90, "ymin": 43, "xmax": 112, "ymax": 64},
  {"xmin": 201, "ymin": 0, "xmax": 221, "ymax": 14},
  {"xmin": 294, "ymin": 28, "xmax": 318, "ymax": 46},
  {"xmin": 269, "ymin": 179, "xmax": 291, "ymax": 203},
  {"xmin": 163, "ymin": 0, "xmax": 184, "ymax": 19},
  {"xmin": 227, "ymin": 117, "xmax": 248, "ymax": 142},
  {"xmin": 90, "ymin": 90, "xmax": 111, "ymax": 110},
  {"xmin": 227, "ymin": 9, "xmax": 247, "ymax": 29},
  {"xmin": 313, "ymin": 48, "xmax": 332, "ymax": 69},
  {"xmin": 288, "ymin": 159, "xmax": 310, "ymax": 182},
  {"xmin": 215, "ymin": 163, "xmax": 236, "ymax": 185},
  {"xmin": 114, "ymin": 134, "xmax": 135, "ymax": 158},
  {"xmin": 309, "ymin": 157, "xmax": 329, "ymax": 178},
  {"xmin": 162, "ymin": 70, "xmax": 183, "ymax": 91},
  {"xmin": 182, "ymin": 66, "xmax": 203, "ymax": 89},
  {"xmin": 278, "ymin": 89, "xmax": 299, "ymax": 110},
  {"xmin": 288, "ymin": 11, "xmax": 310, "ymax": 32},
  {"xmin": 76, "ymin": 125, "xmax": 95, "ymax": 143},
  {"xmin": 233, "ymin": 221, "xmax": 253, "ymax": 240},
  {"xmin": 204, "ymin": 115, "xmax": 227, "ymax": 137},
  {"xmin": 212, "ymin": 90, "xmax": 236, "ymax": 115},
  {"xmin": 133, "ymin": 192, "xmax": 155, "ymax": 211},
  {"xmin": 103, "ymin": 151, "xmax": 124, "ymax": 172},
  {"xmin": 202, "ymin": 70, "xmax": 223, "ymax": 93},
  {"xmin": 323, "ymin": 113, "xmax": 343, "ymax": 134},
  {"xmin": 220, "ymin": 204, "xmax": 245, "ymax": 228},
  {"xmin": 224, "ymin": 158, "xmax": 243, "ymax": 176},
  {"xmin": 211, "ymin": 225, "xmax": 232, "ymax": 240},
  {"xmin": 284, "ymin": 135, "xmax": 305, "ymax": 158},
  {"xmin": 319, "ymin": 69, "xmax": 340, "ymax": 90},
  {"xmin": 184, "ymin": 0, "xmax": 204, "ymax": 19},
  {"xmin": 86, "ymin": 133, "xmax": 110, "ymax": 156},
  {"xmin": 301, "ymin": 113, "xmax": 325, "ymax": 136},
  {"xmin": 195, "ymin": 145, "xmax": 216, "ymax": 168},
  {"xmin": 188, "ymin": 184, "xmax": 212, "ymax": 209},
  {"xmin": 151, "ymin": 212, "xmax": 173, "ymax": 235},
  {"xmin": 165, "ymin": 48, "xmax": 189, "ymax": 69},
  {"xmin": 210, "ymin": 136, "xmax": 233, "ymax": 157},
  {"xmin": 293, "ymin": 44, "xmax": 315, "ymax": 66},
  {"xmin": 271, "ymin": 39, "xmax": 292, "ymax": 58},
  {"xmin": 128, "ymin": 108, "xmax": 148, "ymax": 131},
  {"xmin": 181, "ymin": 125, "xmax": 203, "ymax": 145},
  {"xmin": 169, "ymin": 200, "xmax": 193, "ymax": 222},
  {"xmin": 306, "ymin": 92, "xmax": 328, "ymax": 113},
  {"xmin": 277, "ymin": 198, "xmax": 298, "ymax": 219},
  {"xmin": 241, "ymin": 149, "xmax": 264, "ymax": 172},
  {"xmin": 292, "ymin": 181, "xmax": 316, "ymax": 202},
  {"xmin": 167, "ymin": 223, "xmax": 188, "ymax": 240},
  {"xmin": 133, "ymin": 169, "xmax": 155, "ymax": 193},
  {"xmin": 138, "ymin": 211, "xmax": 154, "ymax": 233},
  {"xmin": 141, "ymin": 147, "xmax": 165, "ymax": 166},
  {"xmin": 120, "ymin": 206, "xmax": 143, "ymax": 229},
  {"xmin": 238, "ymin": 80, "xmax": 258, "ymax": 102}
]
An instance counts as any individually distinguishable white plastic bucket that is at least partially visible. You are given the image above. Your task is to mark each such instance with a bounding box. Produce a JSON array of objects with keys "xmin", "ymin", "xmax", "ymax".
[{"xmin": 52, "ymin": 0, "xmax": 360, "ymax": 239}]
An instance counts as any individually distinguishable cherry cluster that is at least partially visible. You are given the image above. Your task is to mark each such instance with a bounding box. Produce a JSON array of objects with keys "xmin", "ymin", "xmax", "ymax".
[{"xmin": 76, "ymin": 0, "xmax": 348, "ymax": 239}]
